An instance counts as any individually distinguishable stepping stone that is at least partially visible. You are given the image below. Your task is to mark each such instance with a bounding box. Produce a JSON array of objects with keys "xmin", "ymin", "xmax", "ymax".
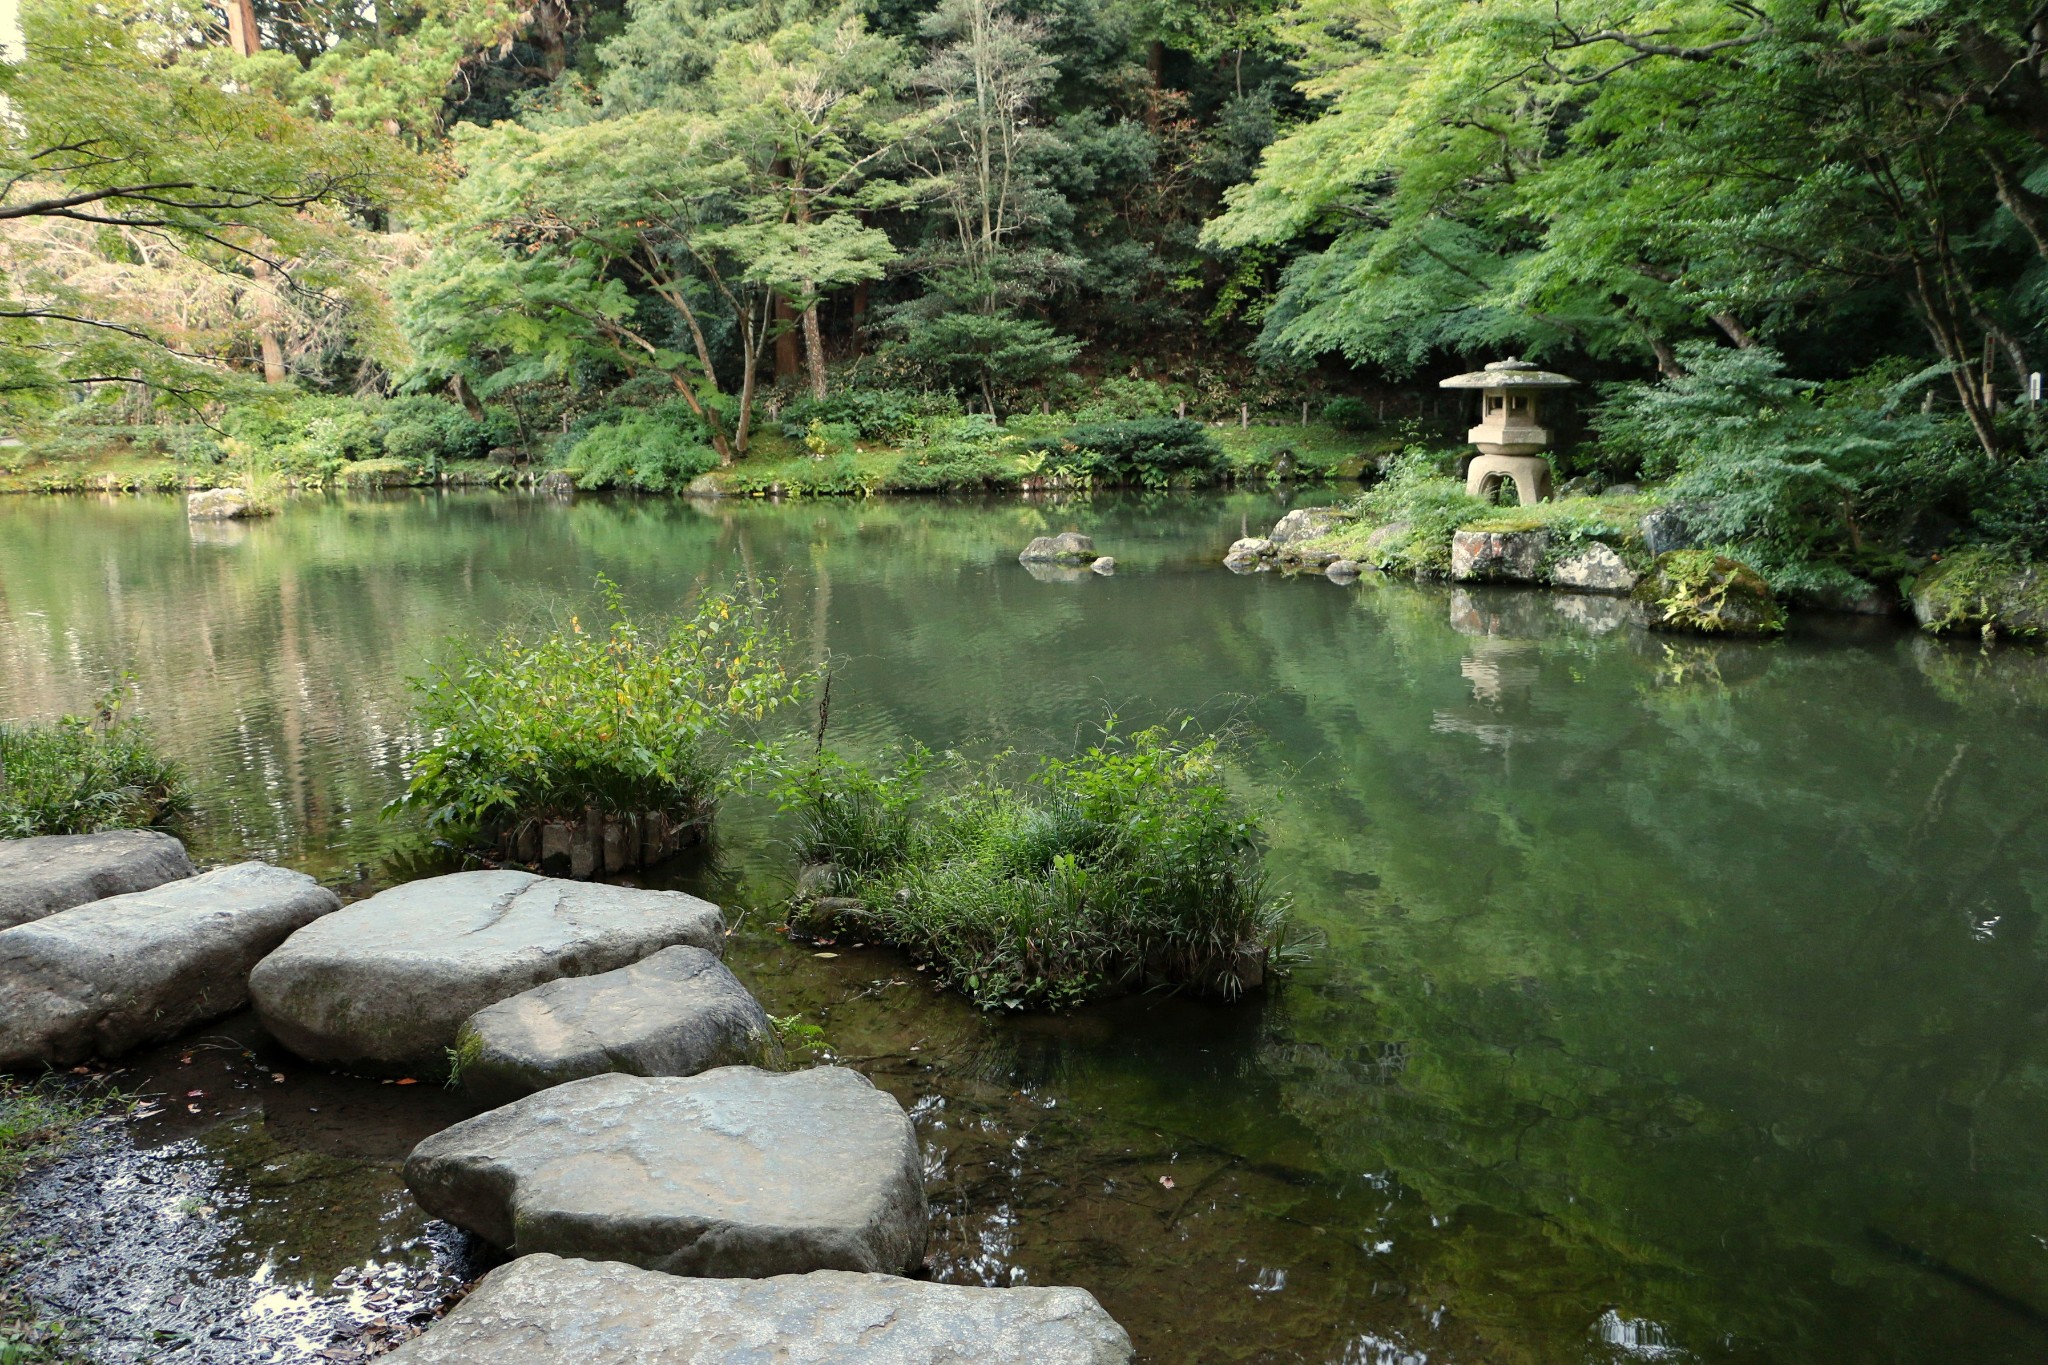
[
  {"xmin": 404, "ymin": 1068, "xmax": 926, "ymax": 1278},
  {"xmin": 248, "ymin": 870, "xmax": 724, "ymax": 1076},
  {"xmin": 456, "ymin": 945, "xmax": 780, "ymax": 1102},
  {"xmin": 0, "ymin": 830, "xmax": 194, "ymax": 931},
  {"xmin": 0, "ymin": 862, "xmax": 340, "ymax": 1067},
  {"xmin": 386, "ymin": 1254, "xmax": 1134, "ymax": 1364}
]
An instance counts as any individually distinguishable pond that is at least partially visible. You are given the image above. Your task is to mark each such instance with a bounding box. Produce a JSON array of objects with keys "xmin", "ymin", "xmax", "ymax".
[{"xmin": 4, "ymin": 488, "xmax": 2048, "ymax": 1364}]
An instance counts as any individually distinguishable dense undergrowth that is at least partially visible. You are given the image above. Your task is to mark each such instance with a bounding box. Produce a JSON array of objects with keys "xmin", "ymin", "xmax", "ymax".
[
  {"xmin": 771, "ymin": 724, "xmax": 1287, "ymax": 1010},
  {"xmin": 394, "ymin": 578, "xmax": 798, "ymax": 850},
  {"xmin": 0, "ymin": 700, "xmax": 187, "ymax": 838}
]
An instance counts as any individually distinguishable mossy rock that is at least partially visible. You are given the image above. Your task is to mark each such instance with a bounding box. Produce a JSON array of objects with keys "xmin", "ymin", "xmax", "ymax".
[
  {"xmin": 1908, "ymin": 546, "xmax": 2048, "ymax": 639},
  {"xmin": 1632, "ymin": 550, "xmax": 1784, "ymax": 635}
]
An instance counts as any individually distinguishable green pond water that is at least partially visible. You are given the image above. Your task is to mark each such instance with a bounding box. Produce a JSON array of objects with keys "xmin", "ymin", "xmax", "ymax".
[{"xmin": 5, "ymin": 489, "xmax": 2048, "ymax": 1363}]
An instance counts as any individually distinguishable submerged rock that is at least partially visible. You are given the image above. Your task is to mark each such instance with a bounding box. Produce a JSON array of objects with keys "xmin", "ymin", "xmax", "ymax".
[
  {"xmin": 1090, "ymin": 556, "xmax": 1116, "ymax": 575},
  {"xmin": 249, "ymin": 870, "xmax": 725, "ymax": 1076},
  {"xmin": 1019, "ymin": 532, "xmax": 1096, "ymax": 564},
  {"xmin": 0, "ymin": 863, "xmax": 339, "ymax": 1067},
  {"xmin": 456, "ymin": 946, "xmax": 779, "ymax": 1101},
  {"xmin": 1223, "ymin": 536, "xmax": 1274, "ymax": 570},
  {"xmin": 404, "ymin": 1068, "xmax": 926, "ymax": 1277},
  {"xmin": 1326, "ymin": 559, "xmax": 1361, "ymax": 582},
  {"xmin": 185, "ymin": 488, "xmax": 268, "ymax": 520},
  {"xmin": 1633, "ymin": 551, "xmax": 1785, "ymax": 635},
  {"xmin": 1550, "ymin": 542, "xmax": 1638, "ymax": 594},
  {"xmin": 0, "ymin": 830, "xmax": 194, "ymax": 931},
  {"xmin": 1450, "ymin": 529, "xmax": 1548, "ymax": 583},
  {"xmin": 385, "ymin": 1255, "xmax": 1135, "ymax": 1364}
]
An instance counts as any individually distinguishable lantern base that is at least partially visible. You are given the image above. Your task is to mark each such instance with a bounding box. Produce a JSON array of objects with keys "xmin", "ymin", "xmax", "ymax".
[{"xmin": 1466, "ymin": 454, "xmax": 1553, "ymax": 506}]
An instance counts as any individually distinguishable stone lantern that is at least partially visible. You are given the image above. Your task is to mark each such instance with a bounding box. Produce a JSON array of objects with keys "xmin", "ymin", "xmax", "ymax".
[{"xmin": 1439, "ymin": 357, "xmax": 1577, "ymax": 505}]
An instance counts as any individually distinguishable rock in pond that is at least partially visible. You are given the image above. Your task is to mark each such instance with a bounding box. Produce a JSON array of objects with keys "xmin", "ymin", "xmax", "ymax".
[
  {"xmin": 456, "ymin": 946, "xmax": 778, "ymax": 1101},
  {"xmin": 1223, "ymin": 536, "xmax": 1274, "ymax": 570},
  {"xmin": 1633, "ymin": 551, "xmax": 1785, "ymax": 635},
  {"xmin": 1090, "ymin": 556, "xmax": 1116, "ymax": 575},
  {"xmin": 1451, "ymin": 529, "xmax": 1548, "ymax": 583},
  {"xmin": 1267, "ymin": 505, "xmax": 1347, "ymax": 547},
  {"xmin": 1550, "ymin": 542, "xmax": 1638, "ymax": 594},
  {"xmin": 249, "ymin": 870, "xmax": 724, "ymax": 1076},
  {"xmin": 186, "ymin": 487, "xmax": 269, "ymax": 520},
  {"xmin": 1911, "ymin": 546, "xmax": 2048, "ymax": 638},
  {"xmin": 386, "ymin": 1255, "xmax": 1134, "ymax": 1364},
  {"xmin": 1326, "ymin": 559, "xmax": 1361, "ymax": 581},
  {"xmin": 0, "ymin": 830, "xmax": 194, "ymax": 931},
  {"xmin": 0, "ymin": 862, "xmax": 340, "ymax": 1068},
  {"xmin": 404, "ymin": 1067, "xmax": 926, "ymax": 1278},
  {"xmin": 1018, "ymin": 531, "xmax": 1096, "ymax": 564}
]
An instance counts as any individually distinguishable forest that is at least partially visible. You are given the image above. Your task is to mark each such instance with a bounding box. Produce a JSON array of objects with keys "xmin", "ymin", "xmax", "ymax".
[{"xmin": 7, "ymin": 0, "xmax": 2048, "ymax": 600}]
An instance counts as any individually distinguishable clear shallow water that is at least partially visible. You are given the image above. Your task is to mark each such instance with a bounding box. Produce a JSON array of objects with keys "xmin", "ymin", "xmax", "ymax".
[{"xmin": 6, "ymin": 489, "xmax": 2048, "ymax": 1363}]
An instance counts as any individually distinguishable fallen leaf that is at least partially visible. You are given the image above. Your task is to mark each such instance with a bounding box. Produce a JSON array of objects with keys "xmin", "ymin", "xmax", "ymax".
[
  {"xmin": 813, "ymin": 951, "xmax": 839, "ymax": 959},
  {"xmin": 185, "ymin": 1089, "xmax": 205, "ymax": 1098},
  {"xmin": 179, "ymin": 1053, "xmax": 193, "ymax": 1065},
  {"xmin": 395, "ymin": 1078, "xmax": 418, "ymax": 1086},
  {"xmin": 1159, "ymin": 1175, "xmax": 1176, "ymax": 1189},
  {"xmin": 185, "ymin": 1104, "xmax": 201, "ymax": 1114},
  {"xmin": 271, "ymin": 1073, "xmax": 286, "ymax": 1084},
  {"xmin": 69, "ymin": 1065, "xmax": 91, "ymax": 1075}
]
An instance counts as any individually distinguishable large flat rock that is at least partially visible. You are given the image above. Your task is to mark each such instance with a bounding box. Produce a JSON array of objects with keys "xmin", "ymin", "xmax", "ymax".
[
  {"xmin": 404, "ymin": 1067, "xmax": 926, "ymax": 1278},
  {"xmin": 248, "ymin": 870, "xmax": 725, "ymax": 1076},
  {"xmin": 458, "ymin": 945, "xmax": 779, "ymax": 1102},
  {"xmin": 0, "ymin": 862, "xmax": 340, "ymax": 1068},
  {"xmin": 0, "ymin": 830, "xmax": 194, "ymax": 930},
  {"xmin": 387, "ymin": 1255, "xmax": 1134, "ymax": 1364}
]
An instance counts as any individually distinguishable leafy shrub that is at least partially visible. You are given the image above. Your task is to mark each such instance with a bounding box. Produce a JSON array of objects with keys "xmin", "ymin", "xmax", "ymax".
[
  {"xmin": 1323, "ymin": 396, "xmax": 1377, "ymax": 430},
  {"xmin": 394, "ymin": 578, "xmax": 797, "ymax": 841},
  {"xmin": 380, "ymin": 395, "xmax": 504, "ymax": 469},
  {"xmin": 1055, "ymin": 418, "xmax": 1225, "ymax": 486},
  {"xmin": 567, "ymin": 407, "xmax": 720, "ymax": 492},
  {"xmin": 893, "ymin": 414, "xmax": 1022, "ymax": 491},
  {"xmin": 0, "ymin": 700, "xmax": 188, "ymax": 837},
  {"xmin": 1595, "ymin": 345, "xmax": 1960, "ymax": 591},
  {"xmin": 1342, "ymin": 450, "xmax": 1491, "ymax": 574},
  {"xmin": 778, "ymin": 386, "xmax": 963, "ymax": 443},
  {"xmin": 1071, "ymin": 376, "xmax": 1178, "ymax": 422},
  {"xmin": 771, "ymin": 724, "xmax": 1287, "ymax": 1010},
  {"xmin": 341, "ymin": 456, "xmax": 424, "ymax": 488}
]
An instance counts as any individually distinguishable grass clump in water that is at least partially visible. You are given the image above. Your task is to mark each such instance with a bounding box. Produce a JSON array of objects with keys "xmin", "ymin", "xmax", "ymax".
[
  {"xmin": 774, "ymin": 724, "xmax": 1287, "ymax": 1009},
  {"xmin": 0, "ymin": 693, "xmax": 188, "ymax": 838},
  {"xmin": 395, "ymin": 576, "xmax": 798, "ymax": 848}
]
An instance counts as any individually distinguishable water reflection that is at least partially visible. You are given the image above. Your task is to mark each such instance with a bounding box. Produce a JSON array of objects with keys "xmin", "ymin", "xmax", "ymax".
[{"xmin": 4, "ymin": 492, "xmax": 2048, "ymax": 1363}]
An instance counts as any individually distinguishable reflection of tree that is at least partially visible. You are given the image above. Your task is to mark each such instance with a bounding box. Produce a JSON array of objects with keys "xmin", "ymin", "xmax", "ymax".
[{"xmin": 1235, "ymin": 578, "xmax": 2048, "ymax": 1361}]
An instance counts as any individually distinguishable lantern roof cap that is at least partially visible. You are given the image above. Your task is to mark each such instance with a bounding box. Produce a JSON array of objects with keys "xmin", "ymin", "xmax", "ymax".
[{"xmin": 1439, "ymin": 356, "xmax": 1578, "ymax": 390}]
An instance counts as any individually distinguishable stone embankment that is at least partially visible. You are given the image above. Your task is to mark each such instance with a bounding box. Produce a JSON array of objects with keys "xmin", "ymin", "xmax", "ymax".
[{"xmin": 0, "ymin": 833, "xmax": 1133, "ymax": 1359}]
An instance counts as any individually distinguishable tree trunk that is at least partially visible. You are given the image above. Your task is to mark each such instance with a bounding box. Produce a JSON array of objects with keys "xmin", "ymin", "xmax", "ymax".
[
  {"xmin": 225, "ymin": 0, "xmax": 259, "ymax": 56},
  {"xmin": 801, "ymin": 297, "xmax": 827, "ymax": 401},
  {"xmin": 252, "ymin": 259, "xmax": 286, "ymax": 384},
  {"xmin": 773, "ymin": 295, "xmax": 799, "ymax": 381},
  {"xmin": 450, "ymin": 373, "xmax": 486, "ymax": 421},
  {"xmin": 850, "ymin": 279, "xmax": 868, "ymax": 357}
]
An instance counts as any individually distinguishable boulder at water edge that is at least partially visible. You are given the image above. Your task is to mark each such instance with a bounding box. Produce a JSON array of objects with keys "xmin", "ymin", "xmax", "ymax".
[
  {"xmin": 1019, "ymin": 531, "xmax": 1096, "ymax": 563},
  {"xmin": 249, "ymin": 870, "xmax": 724, "ymax": 1076},
  {"xmin": 1550, "ymin": 542, "xmax": 1638, "ymax": 595},
  {"xmin": 455, "ymin": 946, "xmax": 779, "ymax": 1101},
  {"xmin": 404, "ymin": 1067, "xmax": 926, "ymax": 1277},
  {"xmin": 386, "ymin": 1255, "xmax": 1134, "ymax": 1365},
  {"xmin": 1633, "ymin": 551, "xmax": 1785, "ymax": 635},
  {"xmin": 186, "ymin": 488, "xmax": 269, "ymax": 520},
  {"xmin": 0, "ymin": 830, "xmax": 194, "ymax": 931},
  {"xmin": 1450, "ymin": 529, "xmax": 1548, "ymax": 583},
  {"xmin": 0, "ymin": 862, "xmax": 340, "ymax": 1068}
]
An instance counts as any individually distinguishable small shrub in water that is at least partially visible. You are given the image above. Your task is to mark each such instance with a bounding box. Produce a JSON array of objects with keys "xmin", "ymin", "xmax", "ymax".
[
  {"xmin": 0, "ymin": 696, "xmax": 188, "ymax": 838},
  {"xmin": 773, "ymin": 725, "xmax": 1287, "ymax": 1009},
  {"xmin": 394, "ymin": 578, "xmax": 798, "ymax": 846}
]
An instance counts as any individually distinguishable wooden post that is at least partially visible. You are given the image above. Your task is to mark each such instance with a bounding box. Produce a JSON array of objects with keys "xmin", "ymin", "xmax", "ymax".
[
  {"xmin": 1176, "ymin": 400, "xmax": 1186, "ymax": 419},
  {"xmin": 1301, "ymin": 400, "xmax": 1309, "ymax": 427},
  {"xmin": 1239, "ymin": 403, "xmax": 1248, "ymax": 428}
]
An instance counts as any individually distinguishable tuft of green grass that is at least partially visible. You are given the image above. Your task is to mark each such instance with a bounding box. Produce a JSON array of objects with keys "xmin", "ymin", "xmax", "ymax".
[
  {"xmin": 0, "ymin": 1080, "xmax": 100, "ymax": 1190},
  {"xmin": 771, "ymin": 723, "xmax": 1288, "ymax": 1010},
  {"xmin": 0, "ymin": 695, "xmax": 188, "ymax": 839}
]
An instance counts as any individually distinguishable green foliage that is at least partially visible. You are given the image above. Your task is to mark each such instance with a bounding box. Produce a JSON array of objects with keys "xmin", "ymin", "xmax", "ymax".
[
  {"xmin": 0, "ymin": 699, "xmax": 188, "ymax": 839},
  {"xmin": 777, "ymin": 386, "xmax": 964, "ymax": 443},
  {"xmin": 1595, "ymin": 346, "xmax": 1960, "ymax": 591},
  {"xmin": 1055, "ymin": 418, "xmax": 1225, "ymax": 486},
  {"xmin": 568, "ymin": 408, "xmax": 721, "ymax": 493},
  {"xmin": 379, "ymin": 396, "xmax": 506, "ymax": 469},
  {"xmin": 770, "ymin": 724, "xmax": 1287, "ymax": 1009},
  {"xmin": 394, "ymin": 578, "xmax": 799, "ymax": 840},
  {"xmin": 893, "ymin": 415, "xmax": 1024, "ymax": 490},
  {"xmin": 1322, "ymin": 396, "xmax": 1378, "ymax": 431},
  {"xmin": 1637, "ymin": 550, "xmax": 1787, "ymax": 636},
  {"xmin": 1344, "ymin": 450, "xmax": 1491, "ymax": 575},
  {"xmin": 1910, "ymin": 546, "xmax": 2048, "ymax": 638}
]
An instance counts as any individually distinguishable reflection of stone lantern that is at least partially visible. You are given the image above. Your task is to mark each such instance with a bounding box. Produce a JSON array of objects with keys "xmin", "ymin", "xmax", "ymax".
[{"xmin": 1439, "ymin": 357, "xmax": 1577, "ymax": 505}]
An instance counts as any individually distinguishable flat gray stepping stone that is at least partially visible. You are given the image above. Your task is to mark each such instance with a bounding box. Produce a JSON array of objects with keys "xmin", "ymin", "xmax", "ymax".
[
  {"xmin": 0, "ymin": 830, "xmax": 194, "ymax": 930},
  {"xmin": 248, "ymin": 870, "xmax": 724, "ymax": 1076},
  {"xmin": 405, "ymin": 1067, "xmax": 926, "ymax": 1277},
  {"xmin": 457, "ymin": 945, "xmax": 780, "ymax": 1102},
  {"xmin": 0, "ymin": 862, "xmax": 339, "ymax": 1067},
  {"xmin": 386, "ymin": 1254, "xmax": 1134, "ymax": 1364}
]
